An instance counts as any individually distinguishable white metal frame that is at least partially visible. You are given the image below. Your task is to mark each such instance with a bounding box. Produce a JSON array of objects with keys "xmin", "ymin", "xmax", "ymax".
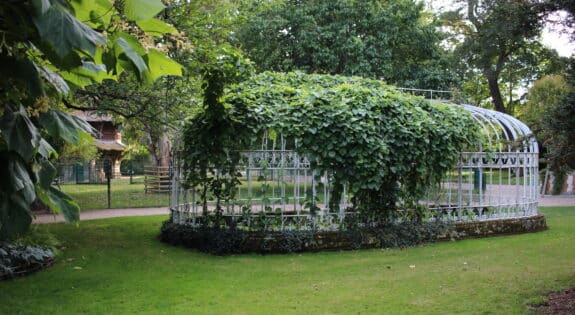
[{"xmin": 170, "ymin": 102, "xmax": 539, "ymax": 229}]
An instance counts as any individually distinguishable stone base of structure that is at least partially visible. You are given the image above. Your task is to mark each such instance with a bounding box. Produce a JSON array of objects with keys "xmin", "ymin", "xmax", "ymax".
[{"xmin": 161, "ymin": 215, "xmax": 547, "ymax": 255}]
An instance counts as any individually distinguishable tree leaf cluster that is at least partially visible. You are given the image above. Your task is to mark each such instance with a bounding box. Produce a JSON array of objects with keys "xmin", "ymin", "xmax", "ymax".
[
  {"xmin": 522, "ymin": 64, "xmax": 575, "ymax": 181},
  {"xmin": 442, "ymin": 0, "xmax": 566, "ymax": 113},
  {"xmin": 236, "ymin": 0, "xmax": 456, "ymax": 90},
  {"xmin": 0, "ymin": 0, "xmax": 182, "ymax": 240}
]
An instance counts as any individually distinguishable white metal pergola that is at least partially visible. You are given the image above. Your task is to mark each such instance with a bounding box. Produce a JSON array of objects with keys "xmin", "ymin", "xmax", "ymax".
[
  {"xmin": 170, "ymin": 101, "xmax": 539, "ymax": 229},
  {"xmin": 423, "ymin": 104, "xmax": 539, "ymax": 222}
]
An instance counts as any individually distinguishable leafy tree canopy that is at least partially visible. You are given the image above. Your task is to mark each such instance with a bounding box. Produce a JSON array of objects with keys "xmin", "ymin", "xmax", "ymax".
[
  {"xmin": 183, "ymin": 72, "xmax": 479, "ymax": 220},
  {"xmin": 236, "ymin": 0, "xmax": 456, "ymax": 90},
  {"xmin": 0, "ymin": 0, "xmax": 182, "ymax": 240},
  {"xmin": 522, "ymin": 62, "xmax": 575, "ymax": 176},
  {"xmin": 440, "ymin": 0, "xmax": 569, "ymax": 113}
]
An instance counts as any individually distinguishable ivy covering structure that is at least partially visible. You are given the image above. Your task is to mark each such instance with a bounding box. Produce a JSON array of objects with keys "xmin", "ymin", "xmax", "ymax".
[{"xmin": 164, "ymin": 73, "xmax": 542, "ymax": 254}]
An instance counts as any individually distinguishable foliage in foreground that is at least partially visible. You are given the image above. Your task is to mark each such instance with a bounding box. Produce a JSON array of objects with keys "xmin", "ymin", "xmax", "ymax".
[
  {"xmin": 183, "ymin": 72, "xmax": 479, "ymax": 221},
  {"xmin": 0, "ymin": 0, "xmax": 181, "ymax": 240}
]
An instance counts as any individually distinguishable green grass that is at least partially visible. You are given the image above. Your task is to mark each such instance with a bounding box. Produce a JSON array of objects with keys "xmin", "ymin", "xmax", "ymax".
[
  {"xmin": 2, "ymin": 207, "xmax": 574, "ymax": 314},
  {"xmin": 60, "ymin": 177, "xmax": 169, "ymax": 210}
]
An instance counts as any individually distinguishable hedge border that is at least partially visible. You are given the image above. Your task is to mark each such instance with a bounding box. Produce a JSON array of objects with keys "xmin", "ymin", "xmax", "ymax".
[{"xmin": 160, "ymin": 215, "xmax": 548, "ymax": 255}]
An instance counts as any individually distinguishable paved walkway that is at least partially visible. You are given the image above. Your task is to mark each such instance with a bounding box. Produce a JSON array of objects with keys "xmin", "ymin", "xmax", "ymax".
[
  {"xmin": 539, "ymin": 194, "xmax": 575, "ymax": 207},
  {"xmin": 34, "ymin": 207, "xmax": 170, "ymax": 224},
  {"xmin": 32, "ymin": 194, "xmax": 575, "ymax": 224}
]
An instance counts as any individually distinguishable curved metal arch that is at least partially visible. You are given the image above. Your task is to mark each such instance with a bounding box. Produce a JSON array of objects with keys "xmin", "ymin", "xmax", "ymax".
[{"xmin": 460, "ymin": 104, "xmax": 538, "ymax": 154}]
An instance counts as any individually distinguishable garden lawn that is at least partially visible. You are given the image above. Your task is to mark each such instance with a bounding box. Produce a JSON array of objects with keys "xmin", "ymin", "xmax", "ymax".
[
  {"xmin": 1, "ymin": 207, "xmax": 574, "ymax": 314},
  {"xmin": 60, "ymin": 177, "xmax": 169, "ymax": 210}
]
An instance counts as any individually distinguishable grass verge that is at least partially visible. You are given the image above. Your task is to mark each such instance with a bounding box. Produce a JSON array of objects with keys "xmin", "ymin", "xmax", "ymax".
[
  {"xmin": 59, "ymin": 177, "xmax": 169, "ymax": 210},
  {"xmin": 1, "ymin": 207, "xmax": 574, "ymax": 314}
]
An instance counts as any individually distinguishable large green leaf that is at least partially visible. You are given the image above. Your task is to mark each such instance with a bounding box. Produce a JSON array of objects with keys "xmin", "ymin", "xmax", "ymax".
[
  {"xmin": 39, "ymin": 110, "xmax": 93, "ymax": 145},
  {"xmin": 115, "ymin": 34, "xmax": 148, "ymax": 76},
  {"xmin": 70, "ymin": 0, "xmax": 114, "ymax": 28},
  {"xmin": 31, "ymin": 0, "xmax": 51, "ymax": 16},
  {"xmin": 33, "ymin": 5, "xmax": 106, "ymax": 59},
  {"xmin": 7, "ymin": 157, "xmax": 36, "ymax": 205},
  {"xmin": 36, "ymin": 159, "xmax": 57, "ymax": 190},
  {"xmin": 37, "ymin": 186, "xmax": 80, "ymax": 222},
  {"xmin": 60, "ymin": 61, "xmax": 113, "ymax": 89},
  {"xmin": 143, "ymin": 49, "xmax": 183, "ymax": 82},
  {"xmin": 0, "ymin": 193, "xmax": 33, "ymax": 240},
  {"xmin": 0, "ymin": 153, "xmax": 35, "ymax": 240},
  {"xmin": 0, "ymin": 107, "xmax": 41, "ymax": 161},
  {"xmin": 136, "ymin": 18, "xmax": 177, "ymax": 37},
  {"xmin": 37, "ymin": 138, "xmax": 57, "ymax": 160},
  {"xmin": 124, "ymin": 0, "xmax": 165, "ymax": 21},
  {"xmin": 37, "ymin": 64, "xmax": 70, "ymax": 95}
]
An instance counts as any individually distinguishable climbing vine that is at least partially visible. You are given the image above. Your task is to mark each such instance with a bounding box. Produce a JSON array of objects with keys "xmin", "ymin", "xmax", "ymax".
[
  {"xmin": 181, "ymin": 48, "xmax": 255, "ymax": 218},
  {"xmin": 183, "ymin": 72, "xmax": 479, "ymax": 221}
]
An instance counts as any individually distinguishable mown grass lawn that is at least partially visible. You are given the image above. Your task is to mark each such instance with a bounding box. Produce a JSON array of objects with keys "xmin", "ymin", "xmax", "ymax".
[
  {"xmin": 1, "ymin": 207, "xmax": 574, "ymax": 314},
  {"xmin": 60, "ymin": 178, "xmax": 169, "ymax": 210}
]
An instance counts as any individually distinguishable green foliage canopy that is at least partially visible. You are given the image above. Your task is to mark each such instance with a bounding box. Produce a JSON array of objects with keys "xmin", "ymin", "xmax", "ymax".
[
  {"xmin": 442, "ymin": 0, "xmax": 556, "ymax": 113},
  {"xmin": 522, "ymin": 68, "xmax": 575, "ymax": 177},
  {"xmin": 236, "ymin": 0, "xmax": 456, "ymax": 90},
  {"xmin": 0, "ymin": 0, "xmax": 182, "ymax": 239},
  {"xmin": 183, "ymin": 72, "xmax": 479, "ymax": 220}
]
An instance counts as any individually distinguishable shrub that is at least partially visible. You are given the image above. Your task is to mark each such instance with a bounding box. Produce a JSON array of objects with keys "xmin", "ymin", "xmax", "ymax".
[{"xmin": 0, "ymin": 243, "xmax": 54, "ymax": 280}]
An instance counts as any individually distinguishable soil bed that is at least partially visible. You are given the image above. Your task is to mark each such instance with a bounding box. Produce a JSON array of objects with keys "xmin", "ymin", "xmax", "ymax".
[{"xmin": 534, "ymin": 286, "xmax": 575, "ymax": 314}]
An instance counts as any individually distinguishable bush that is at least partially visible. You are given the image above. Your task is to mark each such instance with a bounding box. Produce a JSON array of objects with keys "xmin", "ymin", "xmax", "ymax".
[{"xmin": 0, "ymin": 243, "xmax": 54, "ymax": 280}]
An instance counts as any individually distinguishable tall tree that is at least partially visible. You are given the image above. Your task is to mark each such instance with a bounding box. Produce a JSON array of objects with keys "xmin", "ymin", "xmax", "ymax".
[
  {"xmin": 442, "ymin": 0, "xmax": 550, "ymax": 113},
  {"xmin": 521, "ymin": 62, "xmax": 575, "ymax": 193},
  {"xmin": 236, "ymin": 0, "xmax": 456, "ymax": 90},
  {"xmin": 455, "ymin": 41, "xmax": 567, "ymax": 114},
  {"xmin": 0, "ymin": 0, "xmax": 182, "ymax": 239}
]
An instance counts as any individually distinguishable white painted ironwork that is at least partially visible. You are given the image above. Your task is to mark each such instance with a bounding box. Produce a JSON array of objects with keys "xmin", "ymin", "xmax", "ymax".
[
  {"xmin": 424, "ymin": 104, "xmax": 539, "ymax": 222},
  {"xmin": 170, "ymin": 96, "xmax": 539, "ymax": 229}
]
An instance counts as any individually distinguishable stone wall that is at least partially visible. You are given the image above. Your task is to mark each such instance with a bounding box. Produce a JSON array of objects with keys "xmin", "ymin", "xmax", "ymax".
[{"xmin": 441, "ymin": 215, "xmax": 547, "ymax": 240}]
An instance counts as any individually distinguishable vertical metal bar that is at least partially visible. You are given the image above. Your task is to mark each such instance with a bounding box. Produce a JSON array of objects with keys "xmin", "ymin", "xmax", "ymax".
[{"xmin": 457, "ymin": 155, "xmax": 463, "ymax": 221}]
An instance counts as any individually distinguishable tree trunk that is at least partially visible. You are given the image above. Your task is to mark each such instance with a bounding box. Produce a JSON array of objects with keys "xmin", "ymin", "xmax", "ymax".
[
  {"xmin": 147, "ymin": 134, "xmax": 160, "ymax": 167},
  {"xmin": 485, "ymin": 70, "xmax": 506, "ymax": 113},
  {"xmin": 158, "ymin": 133, "xmax": 171, "ymax": 168},
  {"xmin": 147, "ymin": 132, "xmax": 171, "ymax": 168}
]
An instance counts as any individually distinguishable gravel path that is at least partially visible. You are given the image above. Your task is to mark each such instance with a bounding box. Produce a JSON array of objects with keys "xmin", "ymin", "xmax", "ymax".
[
  {"xmin": 539, "ymin": 194, "xmax": 575, "ymax": 207},
  {"xmin": 32, "ymin": 194, "xmax": 575, "ymax": 224}
]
